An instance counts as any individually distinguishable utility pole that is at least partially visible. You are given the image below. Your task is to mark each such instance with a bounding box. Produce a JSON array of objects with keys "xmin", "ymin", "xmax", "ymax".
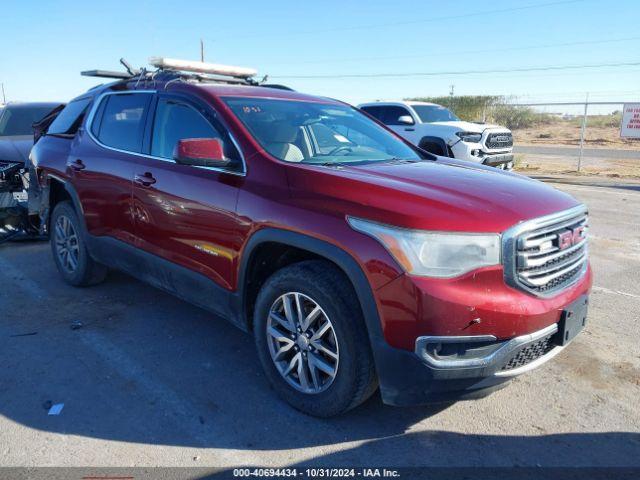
[
  {"xmin": 577, "ymin": 92, "xmax": 589, "ymax": 172},
  {"xmin": 449, "ymin": 84, "xmax": 455, "ymax": 111},
  {"xmin": 200, "ymin": 39, "xmax": 205, "ymax": 63},
  {"xmin": 1, "ymin": 83, "xmax": 5, "ymax": 104}
]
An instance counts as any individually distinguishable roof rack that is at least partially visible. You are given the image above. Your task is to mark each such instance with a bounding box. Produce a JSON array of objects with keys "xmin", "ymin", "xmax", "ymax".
[
  {"xmin": 149, "ymin": 57, "xmax": 257, "ymax": 79},
  {"xmin": 81, "ymin": 57, "xmax": 269, "ymax": 87}
]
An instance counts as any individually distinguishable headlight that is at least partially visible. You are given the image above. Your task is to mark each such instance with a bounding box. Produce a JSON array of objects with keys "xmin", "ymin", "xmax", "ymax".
[
  {"xmin": 455, "ymin": 131, "xmax": 482, "ymax": 143},
  {"xmin": 348, "ymin": 217, "xmax": 500, "ymax": 278}
]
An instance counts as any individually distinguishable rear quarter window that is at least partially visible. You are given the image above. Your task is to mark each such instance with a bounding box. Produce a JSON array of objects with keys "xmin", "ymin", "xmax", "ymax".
[{"xmin": 47, "ymin": 98, "xmax": 91, "ymax": 136}]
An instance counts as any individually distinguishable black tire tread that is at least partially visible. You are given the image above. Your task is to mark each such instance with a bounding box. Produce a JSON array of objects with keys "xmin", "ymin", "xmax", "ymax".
[
  {"xmin": 50, "ymin": 201, "xmax": 107, "ymax": 287},
  {"xmin": 253, "ymin": 260, "xmax": 378, "ymax": 417}
]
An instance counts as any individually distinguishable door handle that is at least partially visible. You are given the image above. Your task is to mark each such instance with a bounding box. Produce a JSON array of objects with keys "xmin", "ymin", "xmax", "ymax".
[
  {"xmin": 134, "ymin": 172, "xmax": 156, "ymax": 187},
  {"xmin": 69, "ymin": 159, "xmax": 85, "ymax": 171},
  {"xmin": 404, "ymin": 128, "xmax": 415, "ymax": 131}
]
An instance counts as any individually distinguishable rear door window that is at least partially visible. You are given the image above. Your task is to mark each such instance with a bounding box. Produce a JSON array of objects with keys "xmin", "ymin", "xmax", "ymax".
[{"xmin": 93, "ymin": 93, "xmax": 152, "ymax": 153}]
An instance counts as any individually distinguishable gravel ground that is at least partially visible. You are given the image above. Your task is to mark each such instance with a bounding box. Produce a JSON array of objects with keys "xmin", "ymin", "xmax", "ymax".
[{"xmin": 0, "ymin": 178, "xmax": 639, "ymax": 469}]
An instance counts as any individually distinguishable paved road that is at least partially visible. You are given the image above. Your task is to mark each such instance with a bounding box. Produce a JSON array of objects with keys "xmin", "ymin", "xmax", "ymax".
[
  {"xmin": 0, "ymin": 180, "xmax": 639, "ymax": 469},
  {"xmin": 514, "ymin": 144, "xmax": 640, "ymax": 159}
]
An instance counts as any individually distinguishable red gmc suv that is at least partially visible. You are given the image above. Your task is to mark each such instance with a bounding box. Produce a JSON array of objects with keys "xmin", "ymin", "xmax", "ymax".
[{"xmin": 28, "ymin": 66, "xmax": 591, "ymax": 417}]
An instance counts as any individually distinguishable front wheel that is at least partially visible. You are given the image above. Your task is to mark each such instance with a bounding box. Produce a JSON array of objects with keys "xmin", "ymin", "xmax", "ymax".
[{"xmin": 253, "ymin": 260, "xmax": 377, "ymax": 417}]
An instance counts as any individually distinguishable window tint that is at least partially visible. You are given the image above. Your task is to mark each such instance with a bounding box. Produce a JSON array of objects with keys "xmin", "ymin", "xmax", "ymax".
[
  {"xmin": 94, "ymin": 93, "xmax": 151, "ymax": 153},
  {"xmin": 47, "ymin": 98, "xmax": 91, "ymax": 135},
  {"xmin": 412, "ymin": 105, "xmax": 460, "ymax": 123},
  {"xmin": 150, "ymin": 98, "xmax": 241, "ymax": 169},
  {"xmin": 0, "ymin": 105, "xmax": 58, "ymax": 136},
  {"xmin": 360, "ymin": 106, "xmax": 385, "ymax": 121},
  {"xmin": 379, "ymin": 106, "xmax": 412, "ymax": 125}
]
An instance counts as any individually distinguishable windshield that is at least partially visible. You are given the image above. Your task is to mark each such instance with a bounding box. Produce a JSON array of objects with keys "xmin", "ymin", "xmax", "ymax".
[
  {"xmin": 224, "ymin": 97, "xmax": 422, "ymax": 165},
  {"xmin": 412, "ymin": 105, "xmax": 460, "ymax": 123},
  {"xmin": 0, "ymin": 105, "xmax": 55, "ymax": 136}
]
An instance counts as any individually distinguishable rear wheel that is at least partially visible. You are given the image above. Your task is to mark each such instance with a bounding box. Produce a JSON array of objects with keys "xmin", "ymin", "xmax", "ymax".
[
  {"xmin": 253, "ymin": 260, "xmax": 377, "ymax": 417},
  {"xmin": 50, "ymin": 201, "xmax": 107, "ymax": 286}
]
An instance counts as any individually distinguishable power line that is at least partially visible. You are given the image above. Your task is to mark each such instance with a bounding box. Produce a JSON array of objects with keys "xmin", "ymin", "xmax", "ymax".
[
  {"xmin": 213, "ymin": 0, "xmax": 588, "ymax": 40},
  {"xmin": 268, "ymin": 36, "xmax": 640, "ymax": 66},
  {"xmin": 271, "ymin": 61, "xmax": 640, "ymax": 79}
]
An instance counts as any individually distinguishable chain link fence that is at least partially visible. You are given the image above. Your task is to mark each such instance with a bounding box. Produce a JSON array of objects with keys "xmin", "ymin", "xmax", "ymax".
[{"xmin": 407, "ymin": 95, "xmax": 640, "ymax": 177}]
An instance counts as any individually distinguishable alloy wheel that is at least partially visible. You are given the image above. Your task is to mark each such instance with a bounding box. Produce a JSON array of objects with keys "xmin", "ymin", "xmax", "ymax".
[
  {"xmin": 54, "ymin": 215, "xmax": 80, "ymax": 273},
  {"xmin": 266, "ymin": 292, "xmax": 339, "ymax": 394}
]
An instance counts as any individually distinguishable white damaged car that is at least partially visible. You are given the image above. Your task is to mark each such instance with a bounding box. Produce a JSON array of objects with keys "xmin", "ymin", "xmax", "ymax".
[{"xmin": 358, "ymin": 101, "xmax": 514, "ymax": 169}]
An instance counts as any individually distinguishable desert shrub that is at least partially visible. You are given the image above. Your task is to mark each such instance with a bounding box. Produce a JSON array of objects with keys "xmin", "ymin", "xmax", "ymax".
[
  {"xmin": 407, "ymin": 95, "xmax": 501, "ymax": 122},
  {"xmin": 405, "ymin": 95, "xmax": 554, "ymax": 129},
  {"xmin": 571, "ymin": 112, "xmax": 622, "ymax": 128}
]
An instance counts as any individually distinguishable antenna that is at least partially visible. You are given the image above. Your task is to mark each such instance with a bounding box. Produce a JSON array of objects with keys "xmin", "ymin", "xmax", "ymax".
[{"xmin": 200, "ymin": 39, "xmax": 205, "ymax": 62}]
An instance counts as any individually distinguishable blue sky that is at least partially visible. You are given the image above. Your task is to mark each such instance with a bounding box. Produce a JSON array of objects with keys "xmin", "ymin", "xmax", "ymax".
[{"xmin": 2, "ymin": 0, "xmax": 639, "ymax": 110}]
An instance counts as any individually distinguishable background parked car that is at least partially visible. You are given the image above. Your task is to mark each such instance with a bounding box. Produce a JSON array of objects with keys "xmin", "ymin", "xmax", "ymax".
[
  {"xmin": 0, "ymin": 102, "xmax": 63, "ymax": 242},
  {"xmin": 359, "ymin": 101, "xmax": 514, "ymax": 170}
]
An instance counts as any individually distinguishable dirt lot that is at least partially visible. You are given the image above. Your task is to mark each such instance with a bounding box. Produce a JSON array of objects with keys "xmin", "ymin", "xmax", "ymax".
[
  {"xmin": 515, "ymin": 152, "xmax": 640, "ymax": 179},
  {"xmin": 0, "ymin": 177, "xmax": 639, "ymax": 470},
  {"xmin": 513, "ymin": 118, "xmax": 639, "ymax": 149}
]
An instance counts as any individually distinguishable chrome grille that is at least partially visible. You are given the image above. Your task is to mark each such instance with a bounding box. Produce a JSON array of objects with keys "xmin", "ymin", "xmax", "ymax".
[
  {"xmin": 503, "ymin": 206, "xmax": 589, "ymax": 296},
  {"xmin": 485, "ymin": 132, "xmax": 513, "ymax": 149}
]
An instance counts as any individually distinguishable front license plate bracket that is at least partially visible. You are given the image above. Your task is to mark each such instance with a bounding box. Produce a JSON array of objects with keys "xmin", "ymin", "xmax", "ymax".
[{"xmin": 557, "ymin": 295, "xmax": 588, "ymax": 346}]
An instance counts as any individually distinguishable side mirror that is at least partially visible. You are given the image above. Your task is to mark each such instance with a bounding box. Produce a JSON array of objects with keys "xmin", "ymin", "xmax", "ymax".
[
  {"xmin": 397, "ymin": 115, "xmax": 415, "ymax": 126},
  {"xmin": 173, "ymin": 138, "xmax": 229, "ymax": 168}
]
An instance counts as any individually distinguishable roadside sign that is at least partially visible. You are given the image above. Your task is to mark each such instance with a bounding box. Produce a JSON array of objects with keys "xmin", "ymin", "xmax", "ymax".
[{"xmin": 620, "ymin": 103, "xmax": 640, "ymax": 138}]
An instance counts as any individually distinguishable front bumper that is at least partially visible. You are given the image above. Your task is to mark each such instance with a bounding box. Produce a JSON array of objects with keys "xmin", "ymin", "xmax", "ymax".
[
  {"xmin": 372, "ymin": 264, "xmax": 591, "ymax": 406},
  {"xmin": 481, "ymin": 153, "xmax": 514, "ymax": 169},
  {"xmin": 415, "ymin": 322, "xmax": 564, "ymax": 380},
  {"xmin": 450, "ymin": 140, "xmax": 513, "ymax": 169},
  {"xmin": 374, "ymin": 300, "xmax": 588, "ymax": 406}
]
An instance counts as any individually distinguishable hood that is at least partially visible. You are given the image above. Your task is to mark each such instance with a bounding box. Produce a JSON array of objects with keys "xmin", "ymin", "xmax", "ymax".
[
  {"xmin": 0, "ymin": 135, "xmax": 33, "ymax": 164},
  {"xmin": 287, "ymin": 159, "xmax": 580, "ymax": 233},
  {"xmin": 426, "ymin": 120, "xmax": 504, "ymax": 133}
]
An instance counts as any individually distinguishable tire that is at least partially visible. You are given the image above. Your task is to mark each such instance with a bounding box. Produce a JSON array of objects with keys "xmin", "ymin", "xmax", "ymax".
[
  {"xmin": 253, "ymin": 260, "xmax": 377, "ymax": 417},
  {"xmin": 50, "ymin": 201, "xmax": 107, "ymax": 287}
]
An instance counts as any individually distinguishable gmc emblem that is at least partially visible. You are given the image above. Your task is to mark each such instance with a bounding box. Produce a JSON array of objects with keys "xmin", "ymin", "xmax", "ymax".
[{"xmin": 558, "ymin": 226, "xmax": 586, "ymax": 250}]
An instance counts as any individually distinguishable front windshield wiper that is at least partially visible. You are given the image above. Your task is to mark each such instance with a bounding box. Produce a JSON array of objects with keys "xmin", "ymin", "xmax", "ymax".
[
  {"xmin": 317, "ymin": 162, "xmax": 345, "ymax": 168},
  {"xmin": 380, "ymin": 157, "xmax": 421, "ymax": 164}
]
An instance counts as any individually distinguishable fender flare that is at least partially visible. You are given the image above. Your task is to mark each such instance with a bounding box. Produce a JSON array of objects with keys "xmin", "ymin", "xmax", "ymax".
[
  {"xmin": 235, "ymin": 227, "xmax": 386, "ymax": 342},
  {"xmin": 418, "ymin": 136, "xmax": 450, "ymax": 157},
  {"xmin": 235, "ymin": 227, "xmax": 433, "ymax": 405},
  {"xmin": 41, "ymin": 174, "xmax": 88, "ymax": 236}
]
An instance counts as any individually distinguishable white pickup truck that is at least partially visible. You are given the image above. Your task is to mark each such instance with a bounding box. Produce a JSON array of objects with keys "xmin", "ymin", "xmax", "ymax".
[{"xmin": 358, "ymin": 101, "xmax": 514, "ymax": 169}]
